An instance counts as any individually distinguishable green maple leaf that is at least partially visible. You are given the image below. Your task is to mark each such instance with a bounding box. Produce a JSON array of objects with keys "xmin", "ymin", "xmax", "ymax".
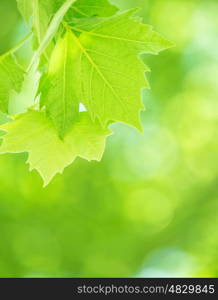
[
  {"xmin": 0, "ymin": 110, "xmax": 112, "ymax": 186},
  {"xmin": 66, "ymin": 9, "xmax": 173, "ymax": 130},
  {"xmin": 0, "ymin": 53, "xmax": 25, "ymax": 114},
  {"xmin": 39, "ymin": 30, "xmax": 79, "ymax": 138}
]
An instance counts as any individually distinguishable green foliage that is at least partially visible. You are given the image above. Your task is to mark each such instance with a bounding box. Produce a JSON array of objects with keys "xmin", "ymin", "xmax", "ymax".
[
  {"xmin": 17, "ymin": 0, "xmax": 54, "ymax": 51},
  {"xmin": 0, "ymin": 110, "xmax": 111, "ymax": 186},
  {"xmin": 0, "ymin": 54, "xmax": 24, "ymax": 113},
  {"xmin": 67, "ymin": 10, "xmax": 171, "ymax": 129},
  {"xmin": 40, "ymin": 30, "xmax": 79, "ymax": 137},
  {"xmin": 0, "ymin": 0, "xmax": 172, "ymax": 185},
  {"xmin": 0, "ymin": 0, "xmax": 217, "ymax": 279}
]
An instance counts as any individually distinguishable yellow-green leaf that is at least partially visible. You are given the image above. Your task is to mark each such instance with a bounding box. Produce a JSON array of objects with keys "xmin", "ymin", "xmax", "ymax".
[{"xmin": 0, "ymin": 110, "xmax": 112, "ymax": 186}]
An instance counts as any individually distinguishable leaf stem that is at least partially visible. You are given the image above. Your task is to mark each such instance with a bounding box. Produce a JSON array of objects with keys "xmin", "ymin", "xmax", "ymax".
[{"xmin": 27, "ymin": 0, "xmax": 76, "ymax": 72}]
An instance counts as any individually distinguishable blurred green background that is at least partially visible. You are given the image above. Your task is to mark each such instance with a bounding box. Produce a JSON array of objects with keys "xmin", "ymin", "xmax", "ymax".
[{"xmin": 0, "ymin": 0, "xmax": 218, "ymax": 277}]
